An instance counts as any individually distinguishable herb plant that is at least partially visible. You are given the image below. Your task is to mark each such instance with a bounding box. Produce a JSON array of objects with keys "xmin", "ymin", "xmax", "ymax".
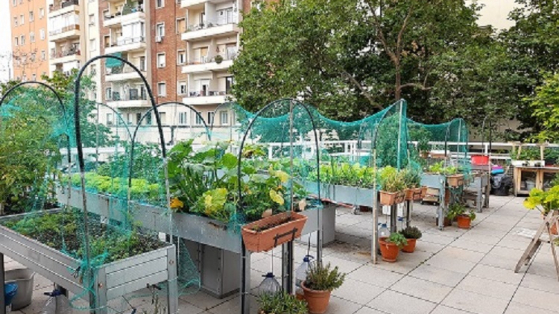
[
  {"xmin": 257, "ymin": 291, "xmax": 307, "ymax": 314},
  {"xmin": 400, "ymin": 226, "xmax": 422, "ymax": 239},
  {"xmin": 386, "ymin": 232, "xmax": 408, "ymax": 248},
  {"xmin": 304, "ymin": 262, "xmax": 346, "ymax": 291}
]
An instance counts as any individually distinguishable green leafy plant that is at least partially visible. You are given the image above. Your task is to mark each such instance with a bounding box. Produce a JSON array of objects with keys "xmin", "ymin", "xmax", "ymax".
[
  {"xmin": 257, "ymin": 291, "xmax": 307, "ymax": 314},
  {"xmin": 409, "ymin": 125, "xmax": 431, "ymax": 153},
  {"xmin": 304, "ymin": 262, "xmax": 346, "ymax": 291},
  {"xmin": 524, "ymin": 186, "xmax": 559, "ymax": 216},
  {"xmin": 386, "ymin": 232, "xmax": 408, "ymax": 248},
  {"xmin": 400, "ymin": 167, "xmax": 421, "ymax": 189},
  {"xmin": 379, "ymin": 167, "xmax": 405, "ymax": 192},
  {"xmin": 447, "ymin": 203, "xmax": 476, "ymax": 221},
  {"xmin": 400, "ymin": 226, "xmax": 422, "ymax": 239}
]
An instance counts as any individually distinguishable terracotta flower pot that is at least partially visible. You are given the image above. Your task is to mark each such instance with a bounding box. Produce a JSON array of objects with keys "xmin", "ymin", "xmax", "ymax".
[
  {"xmin": 380, "ymin": 190, "xmax": 405, "ymax": 206},
  {"xmin": 379, "ymin": 237, "xmax": 400, "ymax": 262},
  {"xmin": 542, "ymin": 215, "xmax": 558, "ymax": 235},
  {"xmin": 405, "ymin": 187, "xmax": 424, "ymax": 201},
  {"xmin": 401, "ymin": 238, "xmax": 417, "ymax": 253},
  {"xmin": 456, "ymin": 214, "xmax": 471, "ymax": 229},
  {"xmin": 302, "ymin": 282, "xmax": 331, "ymax": 314},
  {"xmin": 435, "ymin": 217, "xmax": 452, "ymax": 227},
  {"xmin": 447, "ymin": 174, "xmax": 464, "ymax": 187}
]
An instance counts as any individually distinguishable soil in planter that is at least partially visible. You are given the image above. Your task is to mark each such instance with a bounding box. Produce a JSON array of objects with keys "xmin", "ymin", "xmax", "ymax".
[
  {"xmin": 251, "ymin": 216, "xmax": 296, "ymax": 232},
  {"xmin": 2, "ymin": 209, "xmax": 165, "ymax": 264}
]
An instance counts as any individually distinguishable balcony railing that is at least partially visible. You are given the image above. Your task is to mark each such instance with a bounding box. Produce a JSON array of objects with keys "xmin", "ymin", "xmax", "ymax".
[
  {"xmin": 187, "ymin": 90, "xmax": 227, "ymax": 97},
  {"xmin": 186, "ymin": 50, "xmax": 238, "ymax": 65},
  {"xmin": 107, "ymin": 90, "xmax": 147, "ymax": 101},
  {"xmin": 106, "ymin": 65, "xmax": 146, "ymax": 75},
  {"xmin": 103, "ymin": 7, "xmax": 144, "ymax": 21},
  {"xmin": 49, "ymin": 0, "xmax": 79, "ymax": 13},
  {"xmin": 50, "ymin": 48, "xmax": 81, "ymax": 59},
  {"xmin": 105, "ymin": 36, "xmax": 146, "ymax": 48},
  {"xmin": 49, "ymin": 24, "xmax": 80, "ymax": 36},
  {"xmin": 186, "ymin": 17, "xmax": 239, "ymax": 32}
]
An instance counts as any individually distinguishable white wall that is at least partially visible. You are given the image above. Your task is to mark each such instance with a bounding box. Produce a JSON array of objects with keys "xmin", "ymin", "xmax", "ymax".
[
  {"xmin": 0, "ymin": 0, "xmax": 13, "ymax": 82},
  {"xmin": 469, "ymin": 0, "xmax": 520, "ymax": 30}
]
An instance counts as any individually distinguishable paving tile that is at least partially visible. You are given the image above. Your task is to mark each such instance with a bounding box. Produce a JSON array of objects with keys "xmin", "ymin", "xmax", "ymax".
[
  {"xmin": 408, "ymin": 264, "xmax": 466, "ymax": 287},
  {"xmin": 414, "ymin": 240, "xmax": 446, "ymax": 254},
  {"xmin": 458, "ymin": 233, "xmax": 502, "ymax": 246},
  {"xmin": 512, "ymin": 286, "xmax": 559, "ymax": 312},
  {"xmin": 324, "ymin": 296, "xmax": 362, "ymax": 314},
  {"xmin": 449, "ymin": 238, "xmax": 494, "ymax": 254},
  {"xmin": 390, "ymin": 276, "xmax": 452, "ymax": 303},
  {"xmin": 469, "ymin": 264, "xmax": 523, "ymax": 285},
  {"xmin": 347, "ymin": 264, "xmax": 404, "ymax": 288},
  {"xmin": 353, "ymin": 306, "xmax": 387, "ymax": 314},
  {"xmin": 437, "ymin": 247, "xmax": 486, "ymax": 263},
  {"xmin": 367, "ymin": 290, "xmax": 436, "ymax": 314},
  {"xmin": 456, "ymin": 276, "xmax": 517, "ymax": 301},
  {"xmin": 520, "ymin": 273, "xmax": 559, "ymax": 294},
  {"xmin": 479, "ymin": 253, "xmax": 518, "ymax": 270},
  {"xmin": 32, "ymin": 274, "xmax": 53, "ymax": 291},
  {"xmin": 179, "ymin": 291, "xmax": 235, "ymax": 311},
  {"xmin": 205, "ymin": 294, "xmax": 259, "ymax": 314},
  {"xmin": 425, "ymin": 255, "xmax": 477, "ymax": 274},
  {"xmin": 505, "ymin": 301, "xmax": 558, "ymax": 314},
  {"xmin": 430, "ymin": 305, "xmax": 471, "ymax": 314},
  {"xmin": 420, "ymin": 232, "xmax": 457, "ymax": 245},
  {"xmin": 323, "ymin": 254, "xmax": 368, "ymax": 274},
  {"xmin": 374, "ymin": 251, "xmax": 432, "ymax": 274},
  {"xmin": 332, "ymin": 278, "xmax": 384, "ymax": 304},
  {"xmin": 19, "ymin": 289, "xmax": 50, "ymax": 314},
  {"xmin": 442, "ymin": 289, "xmax": 509, "ymax": 314},
  {"xmin": 526, "ymin": 261, "xmax": 559, "ymax": 279}
]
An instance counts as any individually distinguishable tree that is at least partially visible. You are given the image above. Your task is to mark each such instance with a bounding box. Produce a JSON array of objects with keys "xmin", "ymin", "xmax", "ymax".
[
  {"xmin": 527, "ymin": 73, "xmax": 559, "ymax": 142},
  {"xmin": 232, "ymin": 0, "xmax": 486, "ymax": 123}
]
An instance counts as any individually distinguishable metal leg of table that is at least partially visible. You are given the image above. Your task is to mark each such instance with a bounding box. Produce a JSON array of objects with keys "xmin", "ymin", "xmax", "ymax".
[
  {"xmin": 282, "ymin": 241, "xmax": 294, "ymax": 294},
  {"xmin": 406, "ymin": 201, "xmax": 412, "ymax": 228},
  {"xmin": 0, "ymin": 253, "xmax": 5, "ymax": 314},
  {"xmin": 477, "ymin": 184, "xmax": 483, "ymax": 213},
  {"xmin": 390, "ymin": 205, "xmax": 398, "ymax": 232},
  {"xmin": 240, "ymin": 244, "xmax": 251, "ymax": 314}
]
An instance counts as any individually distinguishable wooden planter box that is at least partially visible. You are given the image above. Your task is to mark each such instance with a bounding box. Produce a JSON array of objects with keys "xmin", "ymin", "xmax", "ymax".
[
  {"xmin": 0, "ymin": 211, "xmax": 178, "ymax": 313},
  {"xmin": 446, "ymin": 174, "xmax": 464, "ymax": 187},
  {"xmin": 379, "ymin": 191, "xmax": 405, "ymax": 206},
  {"xmin": 405, "ymin": 187, "xmax": 426, "ymax": 201},
  {"xmin": 241, "ymin": 212, "xmax": 308, "ymax": 252}
]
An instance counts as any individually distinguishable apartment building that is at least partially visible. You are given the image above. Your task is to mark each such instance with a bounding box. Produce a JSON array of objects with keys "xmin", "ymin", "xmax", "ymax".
[{"xmin": 9, "ymin": 0, "xmax": 50, "ymax": 81}]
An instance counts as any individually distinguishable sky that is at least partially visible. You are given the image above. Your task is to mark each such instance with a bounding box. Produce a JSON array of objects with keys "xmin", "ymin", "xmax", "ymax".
[{"xmin": 0, "ymin": 0, "xmax": 11, "ymax": 82}]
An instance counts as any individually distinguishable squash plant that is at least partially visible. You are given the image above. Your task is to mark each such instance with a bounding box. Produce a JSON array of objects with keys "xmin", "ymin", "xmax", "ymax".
[{"xmin": 524, "ymin": 186, "xmax": 559, "ymax": 216}]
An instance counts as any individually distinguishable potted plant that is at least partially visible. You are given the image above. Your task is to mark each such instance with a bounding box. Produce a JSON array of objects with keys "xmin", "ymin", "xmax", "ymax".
[
  {"xmin": 524, "ymin": 185, "xmax": 559, "ymax": 234},
  {"xmin": 400, "ymin": 226, "xmax": 422, "ymax": 253},
  {"xmin": 301, "ymin": 262, "xmax": 346, "ymax": 314},
  {"xmin": 378, "ymin": 232, "xmax": 407, "ymax": 262},
  {"xmin": 410, "ymin": 125, "xmax": 431, "ymax": 158},
  {"xmin": 379, "ymin": 167, "xmax": 406, "ymax": 206},
  {"xmin": 258, "ymin": 291, "xmax": 307, "ymax": 314},
  {"xmin": 447, "ymin": 203, "xmax": 476, "ymax": 229},
  {"xmin": 401, "ymin": 168, "xmax": 425, "ymax": 201},
  {"xmin": 215, "ymin": 54, "xmax": 223, "ymax": 64}
]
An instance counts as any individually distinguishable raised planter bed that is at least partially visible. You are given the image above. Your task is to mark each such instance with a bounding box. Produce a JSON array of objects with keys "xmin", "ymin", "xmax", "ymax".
[{"xmin": 0, "ymin": 210, "xmax": 178, "ymax": 314}]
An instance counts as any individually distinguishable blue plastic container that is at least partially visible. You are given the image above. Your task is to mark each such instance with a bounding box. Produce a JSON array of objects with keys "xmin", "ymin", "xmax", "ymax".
[{"xmin": 5, "ymin": 283, "xmax": 18, "ymax": 306}]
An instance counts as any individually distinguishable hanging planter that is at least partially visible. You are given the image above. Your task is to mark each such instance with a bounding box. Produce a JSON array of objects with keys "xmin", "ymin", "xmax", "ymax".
[
  {"xmin": 379, "ymin": 191, "xmax": 405, "ymax": 206},
  {"xmin": 405, "ymin": 187, "xmax": 426, "ymax": 201},
  {"xmin": 446, "ymin": 174, "xmax": 464, "ymax": 187},
  {"xmin": 241, "ymin": 212, "xmax": 307, "ymax": 252}
]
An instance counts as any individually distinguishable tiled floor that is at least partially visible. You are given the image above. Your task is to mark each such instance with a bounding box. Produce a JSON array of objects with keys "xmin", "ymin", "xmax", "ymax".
[{"xmin": 7, "ymin": 195, "xmax": 559, "ymax": 314}]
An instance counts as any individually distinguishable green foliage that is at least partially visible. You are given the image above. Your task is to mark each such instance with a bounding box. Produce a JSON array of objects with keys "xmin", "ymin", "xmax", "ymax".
[
  {"xmin": 511, "ymin": 147, "xmax": 541, "ymax": 161},
  {"xmin": 379, "ymin": 167, "xmax": 405, "ymax": 192},
  {"xmin": 409, "ymin": 125, "xmax": 431, "ymax": 153},
  {"xmin": 524, "ymin": 186, "xmax": 559, "ymax": 216},
  {"xmin": 447, "ymin": 203, "xmax": 475, "ymax": 221},
  {"xmin": 427, "ymin": 161, "xmax": 458, "ymax": 175},
  {"xmin": 528, "ymin": 73, "xmax": 559, "ymax": 142},
  {"xmin": 387, "ymin": 232, "xmax": 408, "ymax": 248},
  {"xmin": 400, "ymin": 167, "xmax": 421, "ymax": 189},
  {"xmin": 304, "ymin": 262, "xmax": 346, "ymax": 291},
  {"xmin": 311, "ymin": 161, "xmax": 376, "ymax": 188},
  {"xmin": 257, "ymin": 291, "xmax": 308, "ymax": 314},
  {"xmin": 400, "ymin": 226, "xmax": 422, "ymax": 240}
]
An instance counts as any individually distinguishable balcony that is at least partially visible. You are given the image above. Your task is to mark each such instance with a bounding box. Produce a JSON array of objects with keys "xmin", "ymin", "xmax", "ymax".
[
  {"xmin": 106, "ymin": 90, "xmax": 149, "ymax": 108},
  {"xmin": 183, "ymin": 91, "xmax": 228, "ymax": 105},
  {"xmin": 182, "ymin": 51, "xmax": 237, "ymax": 73},
  {"xmin": 181, "ymin": 20, "xmax": 239, "ymax": 41},
  {"xmin": 181, "ymin": 0, "xmax": 232, "ymax": 9},
  {"xmin": 105, "ymin": 36, "xmax": 147, "ymax": 54},
  {"xmin": 49, "ymin": 48, "xmax": 81, "ymax": 65},
  {"xmin": 49, "ymin": 24, "xmax": 81, "ymax": 42},
  {"xmin": 103, "ymin": 9, "xmax": 145, "ymax": 28},
  {"xmin": 105, "ymin": 65, "xmax": 146, "ymax": 82},
  {"xmin": 48, "ymin": 0, "xmax": 79, "ymax": 17}
]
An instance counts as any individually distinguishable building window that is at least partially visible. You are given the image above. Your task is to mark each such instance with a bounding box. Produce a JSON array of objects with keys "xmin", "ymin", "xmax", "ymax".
[
  {"xmin": 195, "ymin": 114, "xmax": 203, "ymax": 125},
  {"xmin": 14, "ymin": 37, "xmax": 18, "ymax": 46},
  {"xmin": 207, "ymin": 112, "xmax": 214, "ymax": 125},
  {"xmin": 157, "ymin": 53, "xmax": 166, "ymax": 68},
  {"xmin": 12, "ymin": 0, "xmax": 16, "ymax": 6},
  {"xmin": 30, "ymin": 32, "xmax": 35, "ymax": 42},
  {"xmin": 178, "ymin": 81, "xmax": 187, "ymax": 95},
  {"xmin": 158, "ymin": 82, "xmax": 166, "ymax": 96},
  {"xmin": 40, "ymin": 28, "xmax": 45, "ymax": 40},
  {"xmin": 226, "ymin": 76, "xmax": 234, "ymax": 94},
  {"xmin": 20, "ymin": 35, "xmax": 25, "ymax": 45},
  {"xmin": 136, "ymin": 113, "xmax": 142, "ymax": 125},
  {"xmin": 145, "ymin": 112, "xmax": 152, "ymax": 125},
  {"xmin": 140, "ymin": 56, "xmax": 146, "ymax": 71},
  {"xmin": 90, "ymin": 39, "xmax": 96, "ymax": 51},
  {"xmin": 31, "ymin": 73, "xmax": 36, "ymax": 81},
  {"xmin": 89, "ymin": 14, "xmax": 95, "ymax": 26},
  {"xmin": 156, "ymin": 23, "xmax": 165, "ymax": 37},
  {"xmin": 177, "ymin": 50, "xmax": 186, "ymax": 64},
  {"xmin": 159, "ymin": 112, "xmax": 166, "ymax": 125},
  {"xmin": 13, "ymin": 17, "xmax": 18, "ymax": 27},
  {"xmin": 41, "ymin": 50, "xmax": 45, "ymax": 60},
  {"xmin": 156, "ymin": 0, "xmax": 164, "ymax": 8},
  {"xmin": 20, "ymin": 15, "xmax": 24, "ymax": 25},
  {"xmin": 39, "ymin": 8, "xmax": 44, "ymax": 18},
  {"xmin": 106, "ymin": 113, "xmax": 113, "ymax": 125},
  {"xmin": 179, "ymin": 112, "xmax": 188, "ymax": 125},
  {"xmin": 105, "ymin": 87, "xmax": 112, "ymax": 100},
  {"xmin": 29, "ymin": 11, "xmax": 34, "ymax": 22},
  {"xmin": 176, "ymin": 18, "xmax": 186, "ymax": 33},
  {"xmin": 220, "ymin": 111, "xmax": 229, "ymax": 125},
  {"xmin": 90, "ymin": 64, "xmax": 97, "ymax": 75}
]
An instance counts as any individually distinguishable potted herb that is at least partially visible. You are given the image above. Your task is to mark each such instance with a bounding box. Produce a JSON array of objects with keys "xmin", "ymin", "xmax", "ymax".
[
  {"xmin": 379, "ymin": 167, "xmax": 406, "ymax": 206},
  {"xmin": 401, "ymin": 168, "xmax": 425, "ymax": 201},
  {"xmin": 301, "ymin": 262, "xmax": 346, "ymax": 314},
  {"xmin": 378, "ymin": 232, "xmax": 407, "ymax": 262},
  {"xmin": 400, "ymin": 226, "xmax": 422, "ymax": 253},
  {"xmin": 524, "ymin": 185, "xmax": 559, "ymax": 234},
  {"xmin": 447, "ymin": 203, "xmax": 476, "ymax": 229},
  {"xmin": 258, "ymin": 291, "xmax": 307, "ymax": 314}
]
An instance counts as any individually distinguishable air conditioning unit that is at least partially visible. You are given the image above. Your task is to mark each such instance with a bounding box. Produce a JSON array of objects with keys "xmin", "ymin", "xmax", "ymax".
[{"xmin": 155, "ymin": 36, "xmax": 163, "ymax": 43}]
